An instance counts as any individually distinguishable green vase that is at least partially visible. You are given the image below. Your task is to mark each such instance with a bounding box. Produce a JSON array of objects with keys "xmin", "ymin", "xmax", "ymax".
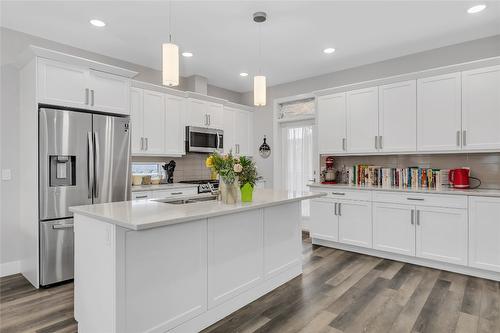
[{"xmin": 240, "ymin": 183, "xmax": 254, "ymax": 202}]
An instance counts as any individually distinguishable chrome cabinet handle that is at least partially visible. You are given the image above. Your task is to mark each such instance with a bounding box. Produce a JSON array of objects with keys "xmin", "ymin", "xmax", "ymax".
[
  {"xmin": 208, "ymin": 114, "xmax": 211, "ymax": 126},
  {"xmin": 462, "ymin": 130, "xmax": 467, "ymax": 146},
  {"xmin": 379, "ymin": 136, "xmax": 383, "ymax": 150},
  {"xmin": 171, "ymin": 192, "xmax": 183, "ymax": 195},
  {"xmin": 416, "ymin": 210, "xmax": 420, "ymax": 226},
  {"xmin": 140, "ymin": 137, "xmax": 143, "ymax": 151},
  {"xmin": 93, "ymin": 132, "xmax": 100, "ymax": 198},
  {"xmin": 342, "ymin": 138, "xmax": 346, "ymax": 151},
  {"xmin": 411, "ymin": 209, "xmax": 415, "ymax": 225},
  {"xmin": 331, "ymin": 192, "xmax": 345, "ymax": 196},
  {"xmin": 205, "ymin": 114, "xmax": 208, "ymax": 126},
  {"xmin": 87, "ymin": 132, "xmax": 94, "ymax": 199},
  {"xmin": 85, "ymin": 88, "xmax": 89, "ymax": 105},
  {"xmin": 375, "ymin": 136, "xmax": 378, "ymax": 149},
  {"xmin": 90, "ymin": 89, "xmax": 95, "ymax": 106},
  {"xmin": 135, "ymin": 195, "xmax": 148, "ymax": 199},
  {"xmin": 456, "ymin": 130, "xmax": 461, "ymax": 147},
  {"xmin": 334, "ymin": 202, "xmax": 338, "ymax": 216},
  {"xmin": 145, "ymin": 138, "xmax": 148, "ymax": 151},
  {"xmin": 407, "ymin": 197, "xmax": 424, "ymax": 201},
  {"xmin": 52, "ymin": 224, "xmax": 74, "ymax": 229},
  {"xmin": 338, "ymin": 203, "xmax": 342, "ymax": 216}
]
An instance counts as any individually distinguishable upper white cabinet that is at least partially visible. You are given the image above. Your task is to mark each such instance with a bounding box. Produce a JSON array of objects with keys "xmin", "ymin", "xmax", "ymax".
[
  {"xmin": 317, "ymin": 93, "xmax": 347, "ymax": 154},
  {"xmin": 462, "ymin": 65, "xmax": 500, "ymax": 151},
  {"xmin": 378, "ymin": 80, "xmax": 416, "ymax": 152},
  {"xmin": 346, "ymin": 87, "xmax": 379, "ymax": 153},
  {"xmin": 37, "ymin": 58, "xmax": 90, "ymax": 109},
  {"xmin": 417, "ymin": 73, "xmax": 462, "ymax": 152},
  {"xmin": 130, "ymin": 88, "xmax": 184, "ymax": 156},
  {"xmin": 186, "ymin": 99, "xmax": 223, "ymax": 129},
  {"xmin": 469, "ymin": 196, "xmax": 500, "ymax": 273},
  {"xmin": 223, "ymin": 107, "xmax": 253, "ymax": 156},
  {"xmin": 37, "ymin": 58, "xmax": 130, "ymax": 115},
  {"xmin": 88, "ymin": 70, "xmax": 129, "ymax": 115}
]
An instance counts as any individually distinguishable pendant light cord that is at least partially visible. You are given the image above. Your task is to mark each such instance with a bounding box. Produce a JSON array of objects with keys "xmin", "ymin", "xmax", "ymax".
[
  {"xmin": 258, "ymin": 23, "xmax": 262, "ymax": 75},
  {"xmin": 169, "ymin": 1, "xmax": 172, "ymax": 43}
]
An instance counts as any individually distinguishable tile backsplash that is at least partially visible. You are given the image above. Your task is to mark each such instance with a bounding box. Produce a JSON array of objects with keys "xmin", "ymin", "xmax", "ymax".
[
  {"xmin": 321, "ymin": 153, "xmax": 500, "ymax": 189},
  {"xmin": 132, "ymin": 153, "xmax": 211, "ymax": 182}
]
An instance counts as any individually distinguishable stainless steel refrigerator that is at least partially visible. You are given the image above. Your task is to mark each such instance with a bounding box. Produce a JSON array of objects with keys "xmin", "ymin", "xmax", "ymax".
[{"xmin": 39, "ymin": 108, "xmax": 131, "ymax": 286}]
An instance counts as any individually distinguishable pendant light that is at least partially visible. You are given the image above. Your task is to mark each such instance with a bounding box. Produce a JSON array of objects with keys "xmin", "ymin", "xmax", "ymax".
[
  {"xmin": 162, "ymin": 1, "xmax": 179, "ymax": 87},
  {"xmin": 253, "ymin": 12, "xmax": 267, "ymax": 106}
]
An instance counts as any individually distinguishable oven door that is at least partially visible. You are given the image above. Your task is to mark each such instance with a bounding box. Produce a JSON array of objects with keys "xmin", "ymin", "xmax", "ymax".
[{"xmin": 186, "ymin": 126, "xmax": 223, "ymax": 153}]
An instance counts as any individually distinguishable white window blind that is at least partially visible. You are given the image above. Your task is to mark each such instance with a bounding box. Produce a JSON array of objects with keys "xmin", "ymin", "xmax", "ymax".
[{"xmin": 279, "ymin": 98, "xmax": 315, "ymax": 120}]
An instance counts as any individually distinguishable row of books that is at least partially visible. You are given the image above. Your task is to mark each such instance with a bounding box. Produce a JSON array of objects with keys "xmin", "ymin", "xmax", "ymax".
[{"xmin": 348, "ymin": 165, "xmax": 449, "ymax": 189}]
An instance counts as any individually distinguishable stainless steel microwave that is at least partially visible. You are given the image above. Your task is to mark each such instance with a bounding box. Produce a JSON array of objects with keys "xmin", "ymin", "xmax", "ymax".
[{"xmin": 186, "ymin": 126, "xmax": 223, "ymax": 153}]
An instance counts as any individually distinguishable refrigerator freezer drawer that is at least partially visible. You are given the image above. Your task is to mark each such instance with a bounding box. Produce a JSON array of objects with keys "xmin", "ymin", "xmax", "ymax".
[{"xmin": 40, "ymin": 219, "xmax": 74, "ymax": 286}]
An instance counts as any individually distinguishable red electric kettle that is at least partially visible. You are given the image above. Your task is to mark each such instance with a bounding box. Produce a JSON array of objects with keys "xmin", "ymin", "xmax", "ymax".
[{"xmin": 448, "ymin": 168, "xmax": 480, "ymax": 189}]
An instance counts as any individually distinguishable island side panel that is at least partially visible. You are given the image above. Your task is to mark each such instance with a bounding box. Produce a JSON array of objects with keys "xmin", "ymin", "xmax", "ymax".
[
  {"xmin": 74, "ymin": 214, "xmax": 125, "ymax": 333},
  {"xmin": 263, "ymin": 201, "xmax": 302, "ymax": 279},
  {"xmin": 124, "ymin": 219, "xmax": 208, "ymax": 333}
]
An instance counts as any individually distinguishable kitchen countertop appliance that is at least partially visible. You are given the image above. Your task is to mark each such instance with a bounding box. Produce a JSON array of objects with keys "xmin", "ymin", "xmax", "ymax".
[
  {"xmin": 179, "ymin": 179, "xmax": 219, "ymax": 194},
  {"xmin": 321, "ymin": 156, "xmax": 337, "ymax": 184},
  {"xmin": 449, "ymin": 168, "xmax": 481, "ymax": 189},
  {"xmin": 39, "ymin": 107, "xmax": 130, "ymax": 286}
]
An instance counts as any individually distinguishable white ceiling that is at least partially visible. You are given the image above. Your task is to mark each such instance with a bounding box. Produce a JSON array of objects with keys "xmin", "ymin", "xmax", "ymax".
[{"xmin": 2, "ymin": 1, "xmax": 500, "ymax": 92}]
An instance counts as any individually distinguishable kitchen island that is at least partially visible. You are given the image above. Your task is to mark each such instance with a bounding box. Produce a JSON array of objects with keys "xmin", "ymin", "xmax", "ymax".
[{"xmin": 70, "ymin": 189, "xmax": 323, "ymax": 333}]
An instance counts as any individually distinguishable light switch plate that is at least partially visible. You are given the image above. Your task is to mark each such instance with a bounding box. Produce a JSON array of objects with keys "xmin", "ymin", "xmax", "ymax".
[{"xmin": 1, "ymin": 169, "xmax": 12, "ymax": 181}]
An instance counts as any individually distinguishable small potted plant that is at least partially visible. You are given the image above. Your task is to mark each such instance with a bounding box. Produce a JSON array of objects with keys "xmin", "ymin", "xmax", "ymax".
[
  {"xmin": 206, "ymin": 152, "xmax": 239, "ymax": 204},
  {"xmin": 236, "ymin": 156, "xmax": 260, "ymax": 202}
]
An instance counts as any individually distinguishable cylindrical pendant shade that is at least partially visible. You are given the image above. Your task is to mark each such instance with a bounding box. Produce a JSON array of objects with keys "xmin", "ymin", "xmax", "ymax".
[
  {"xmin": 162, "ymin": 43, "xmax": 179, "ymax": 87},
  {"xmin": 254, "ymin": 75, "xmax": 266, "ymax": 106}
]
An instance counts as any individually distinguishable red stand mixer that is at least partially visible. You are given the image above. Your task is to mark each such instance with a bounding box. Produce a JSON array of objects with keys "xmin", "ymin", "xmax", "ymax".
[{"xmin": 321, "ymin": 156, "xmax": 337, "ymax": 184}]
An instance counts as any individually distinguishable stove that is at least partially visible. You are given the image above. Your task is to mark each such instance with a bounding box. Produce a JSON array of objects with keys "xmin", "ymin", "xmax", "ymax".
[{"xmin": 179, "ymin": 179, "xmax": 219, "ymax": 194}]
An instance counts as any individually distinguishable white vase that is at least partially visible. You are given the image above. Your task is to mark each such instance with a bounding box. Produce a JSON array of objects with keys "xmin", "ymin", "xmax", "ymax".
[{"xmin": 219, "ymin": 178, "xmax": 238, "ymax": 204}]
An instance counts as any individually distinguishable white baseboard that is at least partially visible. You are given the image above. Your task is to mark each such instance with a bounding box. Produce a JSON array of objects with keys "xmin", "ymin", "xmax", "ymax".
[{"xmin": 0, "ymin": 260, "xmax": 21, "ymax": 277}]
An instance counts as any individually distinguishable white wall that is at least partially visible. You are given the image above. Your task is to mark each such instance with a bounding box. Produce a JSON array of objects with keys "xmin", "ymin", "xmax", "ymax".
[
  {"xmin": 0, "ymin": 27, "xmax": 243, "ymax": 270},
  {"xmin": 243, "ymin": 34, "xmax": 500, "ymax": 188}
]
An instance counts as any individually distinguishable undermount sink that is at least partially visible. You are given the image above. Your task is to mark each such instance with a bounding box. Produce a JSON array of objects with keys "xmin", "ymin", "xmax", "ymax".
[{"xmin": 155, "ymin": 195, "xmax": 218, "ymax": 205}]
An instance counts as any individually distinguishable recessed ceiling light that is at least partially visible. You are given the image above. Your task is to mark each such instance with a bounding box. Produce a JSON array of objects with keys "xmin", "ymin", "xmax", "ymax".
[
  {"xmin": 182, "ymin": 52, "xmax": 193, "ymax": 57},
  {"xmin": 323, "ymin": 48, "xmax": 336, "ymax": 54},
  {"xmin": 240, "ymin": 72, "xmax": 249, "ymax": 77},
  {"xmin": 467, "ymin": 4, "xmax": 486, "ymax": 14},
  {"xmin": 90, "ymin": 19, "xmax": 106, "ymax": 27}
]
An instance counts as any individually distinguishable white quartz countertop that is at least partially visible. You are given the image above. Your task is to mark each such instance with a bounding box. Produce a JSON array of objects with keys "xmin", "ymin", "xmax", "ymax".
[
  {"xmin": 131, "ymin": 183, "xmax": 198, "ymax": 192},
  {"xmin": 70, "ymin": 189, "xmax": 325, "ymax": 231},
  {"xmin": 308, "ymin": 183, "xmax": 500, "ymax": 197}
]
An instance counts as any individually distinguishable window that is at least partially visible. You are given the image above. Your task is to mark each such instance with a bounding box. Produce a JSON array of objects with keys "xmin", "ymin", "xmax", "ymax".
[
  {"xmin": 131, "ymin": 163, "xmax": 161, "ymax": 176},
  {"xmin": 279, "ymin": 98, "xmax": 315, "ymax": 120}
]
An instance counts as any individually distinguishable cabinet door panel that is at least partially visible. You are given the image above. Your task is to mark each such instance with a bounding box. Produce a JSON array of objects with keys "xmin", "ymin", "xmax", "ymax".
[
  {"xmin": 416, "ymin": 207, "xmax": 467, "ymax": 265},
  {"xmin": 235, "ymin": 110, "xmax": 251, "ymax": 156},
  {"xmin": 309, "ymin": 199, "xmax": 338, "ymax": 241},
  {"xmin": 469, "ymin": 196, "xmax": 500, "ymax": 272},
  {"xmin": 164, "ymin": 95, "xmax": 185, "ymax": 155},
  {"xmin": 130, "ymin": 88, "xmax": 143, "ymax": 154},
  {"xmin": 208, "ymin": 209, "xmax": 263, "ymax": 308},
  {"xmin": 417, "ymin": 73, "xmax": 461, "ymax": 152},
  {"xmin": 373, "ymin": 203, "xmax": 415, "ymax": 256},
  {"xmin": 142, "ymin": 91, "xmax": 165, "ymax": 155},
  {"xmin": 462, "ymin": 65, "xmax": 500, "ymax": 150},
  {"xmin": 317, "ymin": 93, "xmax": 346, "ymax": 154},
  {"xmin": 338, "ymin": 200, "xmax": 372, "ymax": 248},
  {"xmin": 37, "ymin": 59, "xmax": 89, "ymax": 108},
  {"xmin": 207, "ymin": 102, "xmax": 223, "ymax": 129},
  {"xmin": 223, "ymin": 107, "xmax": 236, "ymax": 154},
  {"xmin": 187, "ymin": 99, "xmax": 207, "ymax": 128},
  {"xmin": 347, "ymin": 87, "xmax": 379, "ymax": 153},
  {"xmin": 379, "ymin": 80, "xmax": 416, "ymax": 152},
  {"xmin": 89, "ymin": 70, "xmax": 130, "ymax": 115}
]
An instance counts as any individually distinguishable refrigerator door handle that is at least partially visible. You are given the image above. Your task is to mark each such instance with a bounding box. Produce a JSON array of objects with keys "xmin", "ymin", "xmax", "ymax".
[
  {"xmin": 93, "ymin": 131, "xmax": 100, "ymax": 198},
  {"xmin": 87, "ymin": 132, "xmax": 94, "ymax": 199}
]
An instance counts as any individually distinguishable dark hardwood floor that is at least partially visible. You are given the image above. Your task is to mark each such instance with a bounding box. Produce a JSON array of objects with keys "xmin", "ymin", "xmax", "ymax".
[{"xmin": 1, "ymin": 232, "xmax": 499, "ymax": 333}]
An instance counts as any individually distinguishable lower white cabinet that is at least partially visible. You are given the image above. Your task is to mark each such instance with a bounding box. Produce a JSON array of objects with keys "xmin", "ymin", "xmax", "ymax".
[
  {"xmin": 469, "ymin": 196, "xmax": 500, "ymax": 272},
  {"xmin": 373, "ymin": 202, "xmax": 415, "ymax": 256},
  {"xmin": 415, "ymin": 206, "xmax": 467, "ymax": 266},
  {"xmin": 338, "ymin": 200, "xmax": 372, "ymax": 248},
  {"xmin": 309, "ymin": 198, "xmax": 338, "ymax": 242}
]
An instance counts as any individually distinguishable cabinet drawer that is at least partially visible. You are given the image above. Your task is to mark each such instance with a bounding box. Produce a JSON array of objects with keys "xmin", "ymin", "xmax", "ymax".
[
  {"xmin": 310, "ymin": 188, "xmax": 371, "ymax": 202},
  {"xmin": 153, "ymin": 187, "xmax": 198, "ymax": 199},
  {"xmin": 132, "ymin": 191, "xmax": 152, "ymax": 200},
  {"xmin": 373, "ymin": 191, "xmax": 467, "ymax": 209}
]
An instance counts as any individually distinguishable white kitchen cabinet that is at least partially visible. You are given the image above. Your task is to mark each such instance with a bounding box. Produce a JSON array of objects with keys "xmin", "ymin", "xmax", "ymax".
[
  {"xmin": 309, "ymin": 198, "xmax": 338, "ymax": 242},
  {"xmin": 88, "ymin": 70, "xmax": 130, "ymax": 115},
  {"xmin": 417, "ymin": 72, "xmax": 461, "ymax": 152},
  {"xmin": 469, "ymin": 196, "xmax": 500, "ymax": 273},
  {"xmin": 142, "ymin": 90, "xmax": 166, "ymax": 155},
  {"xmin": 223, "ymin": 107, "xmax": 253, "ymax": 156},
  {"xmin": 346, "ymin": 87, "xmax": 379, "ymax": 153},
  {"xmin": 378, "ymin": 80, "xmax": 416, "ymax": 152},
  {"xmin": 222, "ymin": 107, "xmax": 235, "ymax": 154},
  {"xmin": 130, "ymin": 88, "xmax": 144, "ymax": 154},
  {"xmin": 186, "ymin": 99, "xmax": 223, "ymax": 129},
  {"xmin": 338, "ymin": 200, "xmax": 372, "ymax": 248},
  {"xmin": 37, "ymin": 58, "xmax": 90, "ymax": 109},
  {"xmin": 462, "ymin": 65, "xmax": 500, "ymax": 151},
  {"xmin": 153, "ymin": 187, "xmax": 198, "ymax": 199},
  {"xmin": 207, "ymin": 209, "xmax": 264, "ymax": 308},
  {"xmin": 415, "ymin": 206, "xmax": 467, "ymax": 266},
  {"xmin": 373, "ymin": 202, "xmax": 415, "ymax": 256},
  {"xmin": 164, "ymin": 95, "xmax": 185, "ymax": 155},
  {"xmin": 317, "ymin": 93, "xmax": 347, "ymax": 154}
]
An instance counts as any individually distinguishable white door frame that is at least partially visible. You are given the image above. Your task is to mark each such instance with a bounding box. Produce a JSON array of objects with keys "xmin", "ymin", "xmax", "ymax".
[{"xmin": 272, "ymin": 93, "xmax": 318, "ymax": 191}]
